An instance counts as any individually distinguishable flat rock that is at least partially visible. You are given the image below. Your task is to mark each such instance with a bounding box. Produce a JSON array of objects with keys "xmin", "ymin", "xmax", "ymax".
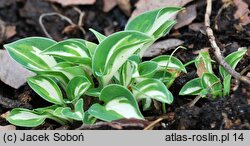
[{"xmin": 0, "ymin": 50, "xmax": 35, "ymax": 89}]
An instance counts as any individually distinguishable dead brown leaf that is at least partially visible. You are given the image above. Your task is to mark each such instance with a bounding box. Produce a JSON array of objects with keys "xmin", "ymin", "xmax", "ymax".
[
  {"xmin": 188, "ymin": 22, "xmax": 205, "ymax": 32},
  {"xmin": 103, "ymin": 0, "xmax": 131, "ymax": 16},
  {"xmin": 175, "ymin": 4, "xmax": 197, "ymax": 29},
  {"xmin": 197, "ymin": 61, "xmax": 208, "ymax": 77},
  {"xmin": 131, "ymin": 0, "xmax": 193, "ymax": 18},
  {"xmin": 0, "ymin": 111, "xmax": 10, "ymax": 119},
  {"xmin": 143, "ymin": 39, "xmax": 184, "ymax": 57},
  {"xmin": 0, "ymin": 125, "xmax": 16, "ymax": 130},
  {"xmin": 233, "ymin": 0, "xmax": 250, "ymax": 25},
  {"xmin": 0, "ymin": 50, "xmax": 35, "ymax": 89},
  {"xmin": 0, "ymin": 19, "xmax": 16, "ymax": 43},
  {"xmin": 117, "ymin": 0, "xmax": 131, "ymax": 16},
  {"xmin": 195, "ymin": 48, "xmax": 210, "ymax": 77},
  {"xmin": 222, "ymin": 112, "xmax": 233, "ymax": 129},
  {"xmin": 46, "ymin": 0, "xmax": 95, "ymax": 6},
  {"xmin": 103, "ymin": 0, "xmax": 117, "ymax": 12}
]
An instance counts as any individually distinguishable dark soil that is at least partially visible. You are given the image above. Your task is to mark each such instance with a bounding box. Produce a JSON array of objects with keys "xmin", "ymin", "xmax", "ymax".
[{"xmin": 0, "ymin": 0, "xmax": 249, "ymax": 130}]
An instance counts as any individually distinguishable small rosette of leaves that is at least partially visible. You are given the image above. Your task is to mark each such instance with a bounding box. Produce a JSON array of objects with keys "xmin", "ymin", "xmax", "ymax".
[{"xmin": 180, "ymin": 49, "xmax": 247, "ymax": 98}]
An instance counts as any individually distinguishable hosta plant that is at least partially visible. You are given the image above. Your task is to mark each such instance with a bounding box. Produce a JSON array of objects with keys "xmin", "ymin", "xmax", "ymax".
[
  {"xmin": 179, "ymin": 48, "xmax": 247, "ymax": 98},
  {"xmin": 4, "ymin": 7, "xmax": 186, "ymax": 127}
]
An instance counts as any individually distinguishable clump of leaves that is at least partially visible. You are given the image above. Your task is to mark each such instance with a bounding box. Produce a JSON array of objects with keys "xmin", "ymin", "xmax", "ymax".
[
  {"xmin": 4, "ymin": 7, "xmax": 186, "ymax": 127},
  {"xmin": 179, "ymin": 48, "xmax": 247, "ymax": 99}
]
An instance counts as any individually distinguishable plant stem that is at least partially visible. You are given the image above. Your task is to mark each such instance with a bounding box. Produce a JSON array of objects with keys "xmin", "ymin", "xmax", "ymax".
[
  {"xmin": 162, "ymin": 103, "xmax": 167, "ymax": 114},
  {"xmin": 189, "ymin": 95, "xmax": 202, "ymax": 107},
  {"xmin": 47, "ymin": 116, "xmax": 68, "ymax": 125}
]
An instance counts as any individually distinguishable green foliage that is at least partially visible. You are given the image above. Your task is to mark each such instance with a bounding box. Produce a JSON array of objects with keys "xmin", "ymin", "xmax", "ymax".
[
  {"xmin": 4, "ymin": 7, "xmax": 185, "ymax": 127},
  {"xmin": 179, "ymin": 48, "xmax": 247, "ymax": 98}
]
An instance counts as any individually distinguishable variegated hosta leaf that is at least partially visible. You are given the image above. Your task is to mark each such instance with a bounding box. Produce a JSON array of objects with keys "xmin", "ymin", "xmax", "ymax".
[
  {"xmin": 201, "ymin": 73, "xmax": 222, "ymax": 98},
  {"xmin": 37, "ymin": 62, "xmax": 93, "ymax": 89},
  {"xmin": 179, "ymin": 78, "xmax": 203, "ymax": 95},
  {"xmin": 27, "ymin": 76, "xmax": 64, "ymax": 105},
  {"xmin": 92, "ymin": 31, "xmax": 153, "ymax": 86},
  {"xmin": 195, "ymin": 51, "xmax": 214, "ymax": 74},
  {"xmin": 6, "ymin": 108, "xmax": 47, "ymax": 127},
  {"xmin": 219, "ymin": 48, "xmax": 247, "ymax": 96},
  {"xmin": 85, "ymin": 87, "xmax": 102, "ymax": 97},
  {"xmin": 88, "ymin": 84, "xmax": 144, "ymax": 121},
  {"xmin": 118, "ymin": 60, "xmax": 138, "ymax": 87},
  {"xmin": 151, "ymin": 55, "xmax": 186, "ymax": 73},
  {"xmin": 89, "ymin": 28, "xmax": 107, "ymax": 43},
  {"xmin": 125, "ymin": 7, "xmax": 182, "ymax": 39},
  {"xmin": 141, "ymin": 98, "xmax": 152, "ymax": 111},
  {"xmin": 62, "ymin": 99, "xmax": 84, "ymax": 121},
  {"xmin": 42, "ymin": 39, "xmax": 92, "ymax": 70},
  {"xmin": 66, "ymin": 76, "xmax": 91, "ymax": 101},
  {"xmin": 69, "ymin": 38, "xmax": 98, "ymax": 56},
  {"xmin": 128, "ymin": 54, "xmax": 141, "ymax": 63},
  {"xmin": 219, "ymin": 48, "xmax": 247, "ymax": 78},
  {"xmin": 52, "ymin": 62, "xmax": 92, "ymax": 81},
  {"xmin": 35, "ymin": 106, "xmax": 70, "ymax": 122},
  {"xmin": 153, "ymin": 71, "xmax": 172, "ymax": 83},
  {"xmin": 132, "ymin": 78, "xmax": 173, "ymax": 104},
  {"xmin": 222, "ymin": 75, "xmax": 231, "ymax": 96},
  {"xmin": 138, "ymin": 61, "xmax": 158, "ymax": 78},
  {"xmin": 4, "ymin": 37, "xmax": 57, "ymax": 71},
  {"xmin": 83, "ymin": 111, "xmax": 96, "ymax": 125},
  {"xmin": 35, "ymin": 105, "xmax": 59, "ymax": 114},
  {"xmin": 88, "ymin": 104, "xmax": 124, "ymax": 122}
]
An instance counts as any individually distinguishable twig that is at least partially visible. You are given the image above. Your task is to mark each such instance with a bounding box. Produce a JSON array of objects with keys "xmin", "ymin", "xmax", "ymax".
[
  {"xmin": 189, "ymin": 95, "xmax": 202, "ymax": 107},
  {"xmin": 76, "ymin": 119, "xmax": 149, "ymax": 130},
  {"xmin": 214, "ymin": 1, "xmax": 232, "ymax": 30},
  {"xmin": 73, "ymin": 7, "xmax": 86, "ymax": 34},
  {"xmin": 144, "ymin": 118, "xmax": 163, "ymax": 130},
  {"xmin": 205, "ymin": 0, "xmax": 250, "ymax": 85},
  {"xmin": 189, "ymin": 80, "xmax": 221, "ymax": 107},
  {"xmin": 39, "ymin": 12, "xmax": 74, "ymax": 39}
]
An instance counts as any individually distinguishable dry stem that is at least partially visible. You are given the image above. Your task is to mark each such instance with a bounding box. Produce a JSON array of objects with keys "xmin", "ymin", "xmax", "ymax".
[{"xmin": 205, "ymin": 0, "xmax": 250, "ymax": 85}]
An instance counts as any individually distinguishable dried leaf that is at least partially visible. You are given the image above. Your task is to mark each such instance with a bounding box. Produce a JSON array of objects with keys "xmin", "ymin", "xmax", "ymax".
[
  {"xmin": 222, "ymin": 112, "xmax": 233, "ymax": 129},
  {"xmin": 195, "ymin": 49, "xmax": 210, "ymax": 77},
  {"xmin": 197, "ymin": 61, "xmax": 208, "ymax": 77},
  {"xmin": 233, "ymin": 0, "xmax": 250, "ymax": 25},
  {"xmin": 0, "ymin": 125, "xmax": 16, "ymax": 130},
  {"xmin": 116, "ymin": 0, "xmax": 131, "ymax": 16},
  {"xmin": 0, "ymin": 50, "xmax": 35, "ymax": 89},
  {"xmin": 46, "ymin": 0, "xmax": 96, "ymax": 6},
  {"xmin": 0, "ymin": 19, "xmax": 16, "ymax": 43},
  {"xmin": 131, "ymin": 0, "xmax": 193, "ymax": 18},
  {"xmin": 188, "ymin": 23, "xmax": 205, "ymax": 32},
  {"xmin": 143, "ymin": 39, "xmax": 184, "ymax": 57},
  {"xmin": 0, "ymin": 111, "xmax": 10, "ymax": 119},
  {"xmin": 175, "ymin": 4, "xmax": 197, "ymax": 29},
  {"xmin": 103, "ymin": 0, "xmax": 117, "ymax": 12}
]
